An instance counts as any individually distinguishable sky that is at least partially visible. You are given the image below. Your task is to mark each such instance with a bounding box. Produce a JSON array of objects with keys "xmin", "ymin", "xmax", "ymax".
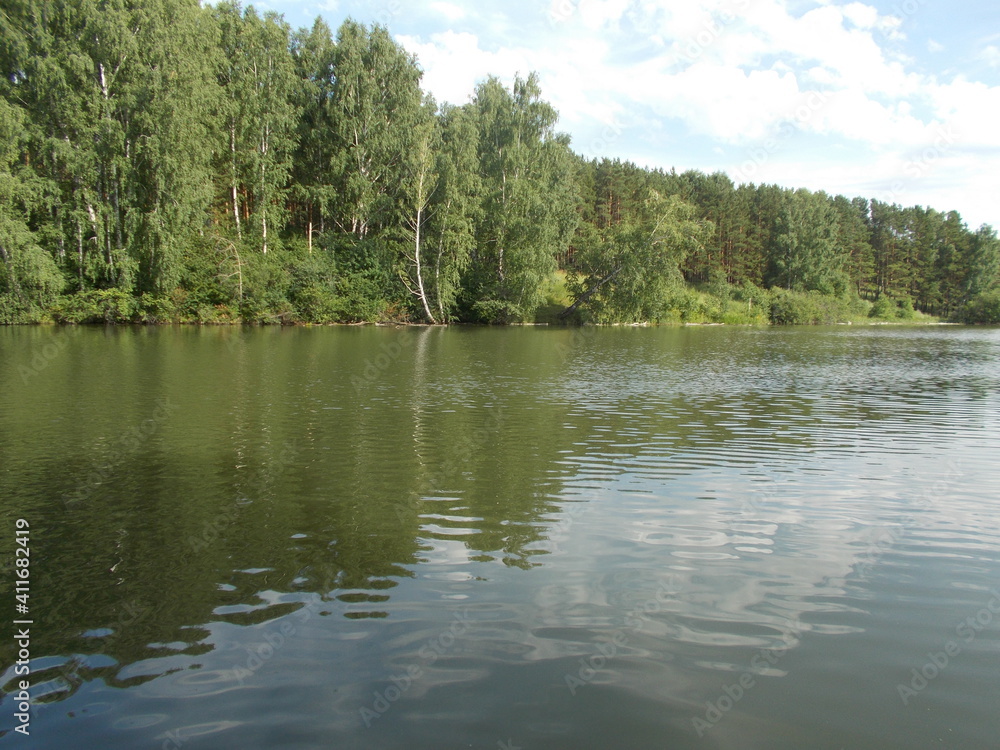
[{"xmin": 251, "ymin": 0, "xmax": 999, "ymax": 229}]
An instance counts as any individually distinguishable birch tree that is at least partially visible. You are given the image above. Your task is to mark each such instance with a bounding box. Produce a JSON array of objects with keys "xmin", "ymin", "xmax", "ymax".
[{"xmin": 469, "ymin": 73, "xmax": 578, "ymax": 322}]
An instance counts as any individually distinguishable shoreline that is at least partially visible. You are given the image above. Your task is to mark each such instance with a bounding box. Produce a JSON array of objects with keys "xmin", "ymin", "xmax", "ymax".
[{"xmin": 1, "ymin": 319, "xmax": 968, "ymax": 329}]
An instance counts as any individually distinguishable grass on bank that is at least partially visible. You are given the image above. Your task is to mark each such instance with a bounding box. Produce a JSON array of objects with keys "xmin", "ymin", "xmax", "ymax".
[{"xmin": 536, "ymin": 271, "xmax": 941, "ymax": 326}]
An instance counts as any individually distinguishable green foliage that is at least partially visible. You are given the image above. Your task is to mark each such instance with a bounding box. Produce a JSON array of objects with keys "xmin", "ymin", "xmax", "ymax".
[
  {"xmin": 768, "ymin": 189, "xmax": 844, "ymax": 293},
  {"xmin": 868, "ymin": 296, "xmax": 896, "ymax": 319},
  {"xmin": 534, "ymin": 271, "xmax": 573, "ymax": 323},
  {"xmin": 328, "ymin": 20, "xmax": 425, "ymax": 240},
  {"xmin": 959, "ymin": 290, "xmax": 1000, "ymax": 324},
  {"xmin": 52, "ymin": 289, "xmax": 137, "ymax": 324},
  {"xmin": 238, "ymin": 251, "xmax": 293, "ymax": 323},
  {"xmin": 566, "ymin": 192, "xmax": 709, "ymax": 322},
  {"xmin": 868, "ymin": 295, "xmax": 918, "ymax": 321},
  {"xmin": 427, "ymin": 104, "xmax": 481, "ymax": 321},
  {"xmin": 963, "ymin": 226, "xmax": 1000, "ymax": 302},
  {"xmin": 467, "ymin": 74, "xmax": 578, "ymax": 322},
  {"xmin": 215, "ymin": 2, "xmax": 299, "ymax": 256},
  {"xmin": 0, "ymin": 4, "xmax": 989, "ymax": 326},
  {"xmin": 0, "ymin": 99, "xmax": 65, "ymax": 320},
  {"xmin": 137, "ymin": 293, "xmax": 178, "ymax": 324},
  {"xmin": 898, "ymin": 297, "xmax": 917, "ymax": 320},
  {"xmin": 770, "ymin": 289, "xmax": 868, "ymax": 325}
]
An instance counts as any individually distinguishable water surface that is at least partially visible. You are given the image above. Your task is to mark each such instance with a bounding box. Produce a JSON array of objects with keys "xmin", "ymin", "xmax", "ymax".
[{"xmin": 1, "ymin": 325, "xmax": 998, "ymax": 749}]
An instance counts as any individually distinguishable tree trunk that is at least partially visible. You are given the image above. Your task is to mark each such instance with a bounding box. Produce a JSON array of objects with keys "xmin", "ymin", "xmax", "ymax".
[
  {"xmin": 231, "ymin": 124, "xmax": 242, "ymax": 240},
  {"xmin": 559, "ymin": 264, "xmax": 624, "ymax": 319},
  {"xmin": 414, "ymin": 201, "xmax": 435, "ymax": 323},
  {"xmin": 435, "ymin": 201, "xmax": 452, "ymax": 322}
]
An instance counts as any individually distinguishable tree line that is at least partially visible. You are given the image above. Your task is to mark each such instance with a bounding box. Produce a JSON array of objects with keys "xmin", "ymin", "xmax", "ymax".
[{"xmin": 1, "ymin": 0, "xmax": 998, "ymax": 325}]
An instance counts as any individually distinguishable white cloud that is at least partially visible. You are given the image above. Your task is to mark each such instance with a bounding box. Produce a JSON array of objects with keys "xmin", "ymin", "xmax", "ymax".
[
  {"xmin": 927, "ymin": 39, "xmax": 944, "ymax": 53},
  {"xmin": 577, "ymin": 0, "xmax": 632, "ymax": 30},
  {"xmin": 981, "ymin": 45, "xmax": 1000, "ymax": 68},
  {"xmin": 429, "ymin": 1, "xmax": 466, "ymax": 22},
  {"xmin": 394, "ymin": 0, "xmax": 999, "ymax": 226},
  {"xmin": 842, "ymin": 2, "xmax": 878, "ymax": 29},
  {"xmin": 400, "ymin": 31, "xmax": 490, "ymax": 105}
]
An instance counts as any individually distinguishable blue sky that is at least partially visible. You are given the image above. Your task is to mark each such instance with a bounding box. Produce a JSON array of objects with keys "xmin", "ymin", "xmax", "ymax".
[{"xmin": 252, "ymin": 0, "xmax": 999, "ymax": 229}]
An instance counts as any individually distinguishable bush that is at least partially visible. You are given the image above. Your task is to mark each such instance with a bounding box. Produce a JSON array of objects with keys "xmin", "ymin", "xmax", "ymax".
[
  {"xmin": 664, "ymin": 287, "xmax": 710, "ymax": 323},
  {"xmin": 52, "ymin": 289, "xmax": 137, "ymax": 324},
  {"xmin": 868, "ymin": 296, "xmax": 897, "ymax": 320},
  {"xmin": 869, "ymin": 296, "xmax": 918, "ymax": 320},
  {"xmin": 770, "ymin": 288, "xmax": 863, "ymax": 325},
  {"xmin": 137, "ymin": 294, "xmax": 176, "ymax": 324},
  {"xmin": 897, "ymin": 297, "xmax": 916, "ymax": 320},
  {"xmin": 292, "ymin": 284, "xmax": 342, "ymax": 323},
  {"xmin": 472, "ymin": 298, "xmax": 525, "ymax": 325},
  {"xmin": 770, "ymin": 289, "xmax": 818, "ymax": 325},
  {"xmin": 960, "ymin": 290, "xmax": 1000, "ymax": 324},
  {"xmin": 0, "ymin": 293, "xmax": 42, "ymax": 324}
]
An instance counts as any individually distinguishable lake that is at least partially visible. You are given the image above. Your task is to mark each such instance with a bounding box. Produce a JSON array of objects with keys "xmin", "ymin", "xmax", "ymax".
[{"xmin": 1, "ymin": 324, "xmax": 998, "ymax": 749}]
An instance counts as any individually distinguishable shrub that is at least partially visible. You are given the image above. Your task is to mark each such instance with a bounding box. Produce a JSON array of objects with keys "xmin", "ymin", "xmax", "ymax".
[
  {"xmin": 52, "ymin": 289, "xmax": 137, "ymax": 324},
  {"xmin": 960, "ymin": 290, "xmax": 1000, "ymax": 324},
  {"xmin": 137, "ymin": 294, "xmax": 176, "ymax": 324},
  {"xmin": 897, "ymin": 297, "xmax": 917, "ymax": 320},
  {"xmin": 869, "ymin": 296, "xmax": 897, "ymax": 320},
  {"xmin": 770, "ymin": 289, "xmax": 818, "ymax": 325}
]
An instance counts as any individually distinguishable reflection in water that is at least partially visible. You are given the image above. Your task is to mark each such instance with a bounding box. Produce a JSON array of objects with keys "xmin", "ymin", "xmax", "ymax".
[{"xmin": 1, "ymin": 325, "xmax": 999, "ymax": 749}]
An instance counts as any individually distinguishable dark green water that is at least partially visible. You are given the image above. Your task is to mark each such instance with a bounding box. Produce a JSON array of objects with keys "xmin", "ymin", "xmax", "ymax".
[{"xmin": 1, "ymin": 325, "xmax": 999, "ymax": 749}]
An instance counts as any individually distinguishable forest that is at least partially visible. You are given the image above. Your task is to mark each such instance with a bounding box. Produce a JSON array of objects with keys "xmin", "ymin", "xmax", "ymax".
[{"xmin": 2, "ymin": 0, "xmax": 999, "ymax": 326}]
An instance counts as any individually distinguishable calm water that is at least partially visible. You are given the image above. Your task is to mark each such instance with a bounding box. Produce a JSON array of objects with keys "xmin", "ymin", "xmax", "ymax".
[{"xmin": 1, "ymin": 325, "xmax": 999, "ymax": 750}]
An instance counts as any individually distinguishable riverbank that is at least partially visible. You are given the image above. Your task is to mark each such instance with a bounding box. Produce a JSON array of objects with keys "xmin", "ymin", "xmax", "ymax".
[{"xmin": 4, "ymin": 274, "xmax": 993, "ymax": 326}]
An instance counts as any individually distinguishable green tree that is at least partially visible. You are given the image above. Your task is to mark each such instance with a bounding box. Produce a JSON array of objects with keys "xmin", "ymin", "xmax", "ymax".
[
  {"xmin": 963, "ymin": 225, "xmax": 1000, "ymax": 302},
  {"xmin": 563, "ymin": 191, "xmax": 709, "ymax": 322},
  {"xmin": 934, "ymin": 211, "xmax": 971, "ymax": 317},
  {"xmin": 214, "ymin": 2, "xmax": 298, "ymax": 255},
  {"xmin": 396, "ymin": 100, "xmax": 439, "ymax": 322},
  {"xmin": 868, "ymin": 200, "xmax": 914, "ymax": 300},
  {"xmin": 468, "ymin": 73, "xmax": 578, "ymax": 323},
  {"xmin": 426, "ymin": 103, "xmax": 481, "ymax": 322},
  {"xmin": 832, "ymin": 196, "xmax": 875, "ymax": 299},
  {"xmin": 769, "ymin": 189, "xmax": 846, "ymax": 295},
  {"xmin": 128, "ymin": 0, "xmax": 221, "ymax": 294},
  {"xmin": 329, "ymin": 20, "xmax": 424, "ymax": 240},
  {"xmin": 290, "ymin": 18, "xmax": 337, "ymax": 252},
  {"xmin": 0, "ymin": 99, "xmax": 63, "ymax": 320}
]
